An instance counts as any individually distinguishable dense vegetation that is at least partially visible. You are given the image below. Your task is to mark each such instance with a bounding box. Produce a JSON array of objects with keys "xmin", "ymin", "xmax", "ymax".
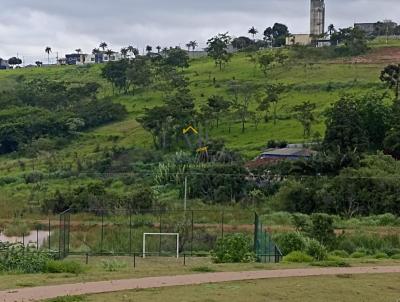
[{"xmin": 0, "ymin": 34, "xmax": 399, "ymax": 222}]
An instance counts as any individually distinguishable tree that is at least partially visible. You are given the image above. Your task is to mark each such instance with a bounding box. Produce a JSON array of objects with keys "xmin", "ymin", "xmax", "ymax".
[
  {"xmin": 206, "ymin": 95, "xmax": 231, "ymax": 128},
  {"xmin": 156, "ymin": 46, "xmax": 162, "ymax": 53},
  {"xmin": 292, "ymin": 101, "xmax": 317, "ymax": 138},
  {"xmin": 105, "ymin": 49, "xmax": 114, "ymax": 60},
  {"xmin": 263, "ymin": 27, "xmax": 273, "ymax": 42},
  {"xmin": 8, "ymin": 57, "xmax": 22, "ymax": 68},
  {"xmin": 380, "ymin": 64, "xmax": 400, "ymax": 100},
  {"xmin": 232, "ymin": 36, "xmax": 253, "ymax": 50},
  {"xmin": 92, "ymin": 48, "xmax": 100, "ymax": 55},
  {"xmin": 248, "ymin": 26, "xmax": 258, "ymax": 41},
  {"xmin": 162, "ymin": 47, "xmax": 190, "ymax": 69},
  {"xmin": 323, "ymin": 96, "xmax": 368, "ymax": 152},
  {"xmin": 330, "ymin": 27, "xmax": 368, "ymax": 55},
  {"xmin": 101, "ymin": 60, "xmax": 129, "ymax": 94},
  {"xmin": 127, "ymin": 46, "xmax": 139, "ymax": 57},
  {"xmin": 35, "ymin": 61, "xmax": 43, "ymax": 67},
  {"xmin": 328, "ymin": 24, "xmax": 336, "ymax": 36},
  {"xmin": 264, "ymin": 83, "xmax": 285, "ymax": 125},
  {"xmin": 146, "ymin": 45, "xmax": 153, "ymax": 53},
  {"xmin": 75, "ymin": 48, "xmax": 82, "ymax": 54},
  {"xmin": 206, "ymin": 33, "xmax": 232, "ymax": 70},
  {"xmin": 99, "ymin": 42, "xmax": 108, "ymax": 51},
  {"xmin": 189, "ymin": 40, "xmax": 198, "ymax": 52},
  {"xmin": 45, "ymin": 46, "xmax": 52, "ymax": 64},
  {"xmin": 120, "ymin": 47, "xmax": 129, "ymax": 58},
  {"xmin": 126, "ymin": 57, "xmax": 152, "ymax": 94},
  {"xmin": 258, "ymin": 51, "xmax": 275, "ymax": 77},
  {"xmin": 231, "ymin": 83, "xmax": 254, "ymax": 133}
]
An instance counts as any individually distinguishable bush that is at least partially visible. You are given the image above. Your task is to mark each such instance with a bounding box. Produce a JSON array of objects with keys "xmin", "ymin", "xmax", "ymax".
[
  {"xmin": 101, "ymin": 259, "xmax": 127, "ymax": 272},
  {"xmin": 391, "ymin": 254, "xmax": 400, "ymax": 260},
  {"xmin": 374, "ymin": 252, "xmax": 389, "ymax": 259},
  {"xmin": 45, "ymin": 260, "xmax": 84, "ymax": 274},
  {"xmin": 273, "ymin": 232, "xmax": 307, "ymax": 255},
  {"xmin": 330, "ymin": 250, "xmax": 350, "ymax": 258},
  {"xmin": 0, "ymin": 244, "xmax": 52, "ymax": 273},
  {"xmin": 306, "ymin": 239, "xmax": 328, "ymax": 261},
  {"xmin": 337, "ymin": 237, "xmax": 357, "ymax": 254},
  {"xmin": 351, "ymin": 251, "xmax": 366, "ymax": 258},
  {"xmin": 311, "ymin": 260, "xmax": 351, "ymax": 267},
  {"xmin": 308, "ymin": 213, "xmax": 335, "ymax": 246},
  {"xmin": 211, "ymin": 234, "xmax": 255, "ymax": 263},
  {"xmin": 283, "ymin": 251, "xmax": 313, "ymax": 263},
  {"xmin": 292, "ymin": 213, "xmax": 310, "ymax": 231},
  {"xmin": 190, "ymin": 266, "xmax": 216, "ymax": 273}
]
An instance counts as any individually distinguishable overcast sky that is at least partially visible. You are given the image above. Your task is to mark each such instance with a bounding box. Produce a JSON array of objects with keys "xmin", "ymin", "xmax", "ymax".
[{"xmin": 0, "ymin": 0, "xmax": 399, "ymax": 63}]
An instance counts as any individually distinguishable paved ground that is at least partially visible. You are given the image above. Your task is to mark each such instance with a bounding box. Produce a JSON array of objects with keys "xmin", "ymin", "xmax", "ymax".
[{"xmin": 1, "ymin": 266, "xmax": 400, "ymax": 302}]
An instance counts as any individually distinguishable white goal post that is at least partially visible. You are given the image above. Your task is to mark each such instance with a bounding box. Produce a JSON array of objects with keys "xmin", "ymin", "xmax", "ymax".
[{"xmin": 143, "ymin": 233, "xmax": 180, "ymax": 258}]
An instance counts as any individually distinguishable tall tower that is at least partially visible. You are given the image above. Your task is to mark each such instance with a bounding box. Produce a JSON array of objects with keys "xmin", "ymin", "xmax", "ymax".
[{"xmin": 310, "ymin": 0, "xmax": 325, "ymax": 37}]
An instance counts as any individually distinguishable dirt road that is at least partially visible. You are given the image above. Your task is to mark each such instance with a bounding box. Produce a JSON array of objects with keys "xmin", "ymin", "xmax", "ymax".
[{"xmin": 1, "ymin": 266, "xmax": 400, "ymax": 302}]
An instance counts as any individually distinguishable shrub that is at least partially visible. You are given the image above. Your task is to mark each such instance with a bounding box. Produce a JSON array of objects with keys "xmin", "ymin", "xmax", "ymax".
[
  {"xmin": 45, "ymin": 260, "xmax": 84, "ymax": 274},
  {"xmin": 211, "ymin": 233, "xmax": 255, "ymax": 263},
  {"xmin": 0, "ymin": 244, "xmax": 52, "ymax": 273},
  {"xmin": 383, "ymin": 248, "xmax": 400, "ymax": 257},
  {"xmin": 391, "ymin": 254, "xmax": 400, "ymax": 260},
  {"xmin": 273, "ymin": 232, "xmax": 307, "ymax": 255},
  {"xmin": 337, "ymin": 237, "xmax": 357, "ymax": 254},
  {"xmin": 351, "ymin": 251, "xmax": 366, "ymax": 258},
  {"xmin": 292, "ymin": 213, "xmax": 310, "ymax": 231},
  {"xmin": 283, "ymin": 251, "xmax": 313, "ymax": 263},
  {"xmin": 374, "ymin": 252, "xmax": 389, "ymax": 259},
  {"xmin": 101, "ymin": 259, "xmax": 127, "ymax": 272},
  {"xmin": 330, "ymin": 250, "xmax": 350, "ymax": 258},
  {"xmin": 306, "ymin": 239, "xmax": 328, "ymax": 261},
  {"xmin": 308, "ymin": 213, "xmax": 335, "ymax": 246}
]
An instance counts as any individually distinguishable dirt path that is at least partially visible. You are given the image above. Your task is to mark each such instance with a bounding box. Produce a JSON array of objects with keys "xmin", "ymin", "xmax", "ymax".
[{"xmin": 1, "ymin": 266, "xmax": 400, "ymax": 302}]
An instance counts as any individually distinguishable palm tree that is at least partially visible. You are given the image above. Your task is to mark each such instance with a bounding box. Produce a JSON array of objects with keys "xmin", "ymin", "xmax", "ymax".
[
  {"xmin": 75, "ymin": 49, "xmax": 82, "ymax": 54},
  {"xmin": 105, "ymin": 49, "xmax": 114, "ymax": 61},
  {"xmin": 248, "ymin": 27, "xmax": 258, "ymax": 41},
  {"xmin": 45, "ymin": 46, "xmax": 52, "ymax": 64},
  {"xmin": 328, "ymin": 24, "xmax": 336, "ymax": 37},
  {"xmin": 35, "ymin": 61, "xmax": 42, "ymax": 67},
  {"xmin": 186, "ymin": 42, "xmax": 191, "ymax": 52},
  {"xmin": 156, "ymin": 46, "xmax": 162, "ymax": 53},
  {"xmin": 99, "ymin": 42, "xmax": 108, "ymax": 51},
  {"xmin": 92, "ymin": 48, "xmax": 100, "ymax": 55},
  {"xmin": 146, "ymin": 45, "xmax": 153, "ymax": 53},
  {"xmin": 190, "ymin": 41, "xmax": 198, "ymax": 52},
  {"xmin": 121, "ymin": 47, "xmax": 128, "ymax": 58}
]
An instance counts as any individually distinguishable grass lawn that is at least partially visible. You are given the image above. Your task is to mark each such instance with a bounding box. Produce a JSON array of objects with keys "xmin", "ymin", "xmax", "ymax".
[
  {"xmin": 0, "ymin": 256, "xmax": 399, "ymax": 291},
  {"xmin": 46, "ymin": 273, "xmax": 400, "ymax": 302}
]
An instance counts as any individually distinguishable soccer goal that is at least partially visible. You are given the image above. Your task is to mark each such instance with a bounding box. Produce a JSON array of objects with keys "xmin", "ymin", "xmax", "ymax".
[{"xmin": 142, "ymin": 233, "xmax": 180, "ymax": 258}]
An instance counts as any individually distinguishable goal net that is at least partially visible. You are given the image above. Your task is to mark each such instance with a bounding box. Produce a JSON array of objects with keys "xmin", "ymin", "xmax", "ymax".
[{"xmin": 143, "ymin": 233, "xmax": 180, "ymax": 258}]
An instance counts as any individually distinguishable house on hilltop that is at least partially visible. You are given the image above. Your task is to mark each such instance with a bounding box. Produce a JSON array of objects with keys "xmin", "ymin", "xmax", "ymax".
[{"xmin": 0, "ymin": 58, "xmax": 10, "ymax": 70}]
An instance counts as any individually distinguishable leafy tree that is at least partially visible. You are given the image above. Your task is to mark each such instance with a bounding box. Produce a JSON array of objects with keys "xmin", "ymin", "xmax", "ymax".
[
  {"xmin": 162, "ymin": 47, "xmax": 190, "ymax": 69},
  {"xmin": 264, "ymin": 83, "xmax": 285, "ymax": 125},
  {"xmin": 206, "ymin": 95, "xmax": 231, "ymax": 128},
  {"xmin": 35, "ymin": 61, "xmax": 42, "ymax": 67},
  {"xmin": 323, "ymin": 96, "xmax": 368, "ymax": 152},
  {"xmin": 8, "ymin": 57, "xmax": 22, "ymax": 67},
  {"xmin": 292, "ymin": 101, "xmax": 317, "ymax": 138},
  {"xmin": 264, "ymin": 23, "xmax": 289, "ymax": 47},
  {"xmin": 248, "ymin": 26, "xmax": 258, "ymax": 41},
  {"xmin": 126, "ymin": 57, "xmax": 152, "ymax": 94},
  {"xmin": 380, "ymin": 64, "xmax": 400, "ymax": 100},
  {"xmin": 206, "ymin": 33, "xmax": 232, "ymax": 70},
  {"xmin": 146, "ymin": 45, "xmax": 153, "ymax": 53},
  {"xmin": 231, "ymin": 83, "xmax": 254, "ymax": 133},
  {"xmin": 101, "ymin": 60, "xmax": 129, "ymax": 94},
  {"xmin": 156, "ymin": 46, "xmax": 162, "ymax": 53},
  {"xmin": 328, "ymin": 24, "xmax": 336, "ymax": 36},
  {"xmin": 127, "ymin": 46, "xmax": 139, "ymax": 56},
  {"xmin": 232, "ymin": 36, "xmax": 254, "ymax": 50},
  {"xmin": 75, "ymin": 48, "xmax": 82, "ymax": 54},
  {"xmin": 258, "ymin": 51, "xmax": 275, "ymax": 77},
  {"xmin": 330, "ymin": 27, "xmax": 368, "ymax": 55}
]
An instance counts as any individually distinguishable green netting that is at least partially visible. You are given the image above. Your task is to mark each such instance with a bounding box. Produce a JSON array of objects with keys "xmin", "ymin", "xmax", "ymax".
[{"xmin": 254, "ymin": 213, "xmax": 283, "ymax": 263}]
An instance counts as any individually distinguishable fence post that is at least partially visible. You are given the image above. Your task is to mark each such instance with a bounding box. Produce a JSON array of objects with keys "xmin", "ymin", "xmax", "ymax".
[
  {"xmin": 101, "ymin": 211, "xmax": 104, "ymax": 254},
  {"xmin": 36, "ymin": 227, "xmax": 39, "ymax": 250},
  {"xmin": 48, "ymin": 218, "xmax": 51, "ymax": 251},
  {"xmin": 159, "ymin": 212, "xmax": 162, "ymax": 257},
  {"xmin": 133, "ymin": 252, "xmax": 136, "ymax": 268},
  {"xmin": 86, "ymin": 253, "xmax": 89, "ymax": 265},
  {"xmin": 221, "ymin": 211, "xmax": 224, "ymax": 239},
  {"xmin": 129, "ymin": 211, "xmax": 132, "ymax": 256},
  {"xmin": 58, "ymin": 213, "xmax": 62, "ymax": 259},
  {"xmin": 191, "ymin": 210, "xmax": 194, "ymax": 257}
]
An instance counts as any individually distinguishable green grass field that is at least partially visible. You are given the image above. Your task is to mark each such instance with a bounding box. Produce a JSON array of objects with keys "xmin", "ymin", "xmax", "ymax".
[{"xmin": 46, "ymin": 273, "xmax": 400, "ymax": 302}]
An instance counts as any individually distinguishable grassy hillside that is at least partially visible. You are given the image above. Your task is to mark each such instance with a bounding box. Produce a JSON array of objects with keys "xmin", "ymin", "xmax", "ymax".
[{"xmin": 0, "ymin": 41, "xmax": 398, "ymax": 214}]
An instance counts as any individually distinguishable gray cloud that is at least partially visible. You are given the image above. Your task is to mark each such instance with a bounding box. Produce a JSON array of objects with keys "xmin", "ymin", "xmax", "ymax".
[{"xmin": 0, "ymin": 0, "xmax": 399, "ymax": 63}]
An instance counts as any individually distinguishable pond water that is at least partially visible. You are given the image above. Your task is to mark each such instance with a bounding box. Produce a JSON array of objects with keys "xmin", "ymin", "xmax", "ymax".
[{"xmin": 0, "ymin": 230, "xmax": 50, "ymax": 247}]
